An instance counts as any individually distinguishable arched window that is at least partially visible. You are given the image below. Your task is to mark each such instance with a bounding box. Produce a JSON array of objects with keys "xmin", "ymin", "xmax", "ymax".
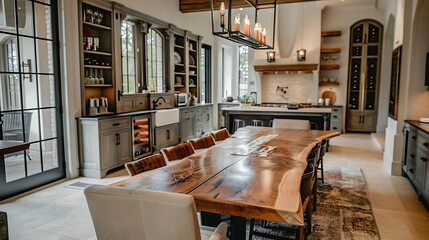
[
  {"xmin": 147, "ymin": 28, "xmax": 164, "ymax": 92},
  {"xmin": 121, "ymin": 20, "xmax": 137, "ymax": 94}
]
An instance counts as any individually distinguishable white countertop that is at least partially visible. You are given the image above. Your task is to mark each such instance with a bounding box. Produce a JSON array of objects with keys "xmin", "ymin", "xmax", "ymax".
[{"xmin": 221, "ymin": 106, "xmax": 332, "ymax": 113}]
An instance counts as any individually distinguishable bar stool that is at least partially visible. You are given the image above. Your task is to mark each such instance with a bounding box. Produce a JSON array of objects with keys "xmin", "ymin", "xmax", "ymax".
[
  {"xmin": 233, "ymin": 119, "xmax": 246, "ymax": 131},
  {"xmin": 251, "ymin": 120, "xmax": 263, "ymax": 126}
]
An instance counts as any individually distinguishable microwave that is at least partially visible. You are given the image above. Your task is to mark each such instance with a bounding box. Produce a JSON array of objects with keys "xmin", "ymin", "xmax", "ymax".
[{"xmin": 175, "ymin": 93, "xmax": 188, "ymax": 107}]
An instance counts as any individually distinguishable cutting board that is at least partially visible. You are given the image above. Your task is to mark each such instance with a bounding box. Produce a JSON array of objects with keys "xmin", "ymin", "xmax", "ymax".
[{"xmin": 322, "ymin": 90, "xmax": 336, "ymax": 106}]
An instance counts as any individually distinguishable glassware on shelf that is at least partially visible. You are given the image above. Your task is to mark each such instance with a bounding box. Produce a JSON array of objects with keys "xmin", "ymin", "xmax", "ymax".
[
  {"xmin": 85, "ymin": 8, "xmax": 93, "ymax": 23},
  {"xmin": 93, "ymin": 37, "xmax": 99, "ymax": 51},
  {"xmin": 84, "ymin": 69, "xmax": 90, "ymax": 85},
  {"xmin": 93, "ymin": 69, "xmax": 99, "ymax": 84},
  {"xmin": 97, "ymin": 12, "xmax": 103, "ymax": 25},
  {"xmin": 86, "ymin": 37, "xmax": 93, "ymax": 51},
  {"xmin": 93, "ymin": 11, "xmax": 99, "ymax": 24},
  {"xmin": 98, "ymin": 69, "xmax": 104, "ymax": 84},
  {"xmin": 88, "ymin": 69, "xmax": 95, "ymax": 85}
]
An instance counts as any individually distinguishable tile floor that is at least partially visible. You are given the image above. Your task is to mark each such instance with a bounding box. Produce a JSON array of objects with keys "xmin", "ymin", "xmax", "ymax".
[{"xmin": 1, "ymin": 133, "xmax": 428, "ymax": 240}]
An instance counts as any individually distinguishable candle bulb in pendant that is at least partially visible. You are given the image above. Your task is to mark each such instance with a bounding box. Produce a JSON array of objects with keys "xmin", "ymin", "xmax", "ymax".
[
  {"xmin": 262, "ymin": 28, "xmax": 267, "ymax": 44},
  {"xmin": 220, "ymin": 2, "xmax": 225, "ymax": 29},
  {"xmin": 244, "ymin": 15, "xmax": 250, "ymax": 36},
  {"xmin": 254, "ymin": 23, "xmax": 259, "ymax": 40},
  {"xmin": 234, "ymin": 13, "xmax": 240, "ymax": 32}
]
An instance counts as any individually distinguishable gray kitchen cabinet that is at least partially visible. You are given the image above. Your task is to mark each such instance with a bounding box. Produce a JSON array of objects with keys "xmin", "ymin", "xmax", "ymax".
[
  {"xmin": 179, "ymin": 104, "xmax": 213, "ymax": 142},
  {"xmin": 117, "ymin": 94, "xmax": 150, "ymax": 113},
  {"xmin": 218, "ymin": 103, "xmax": 239, "ymax": 129},
  {"xmin": 79, "ymin": 116, "xmax": 132, "ymax": 178},
  {"xmin": 320, "ymin": 106, "xmax": 343, "ymax": 133},
  {"xmin": 346, "ymin": 112, "xmax": 376, "ymax": 132},
  {"xmin": 180, "ymin": 108, "xmax": 196, "ymax": 142},
  {"xmin": 403, "ymin": 120, "xmax": 429, "ymax": 209},
  {"xmin": 202, "ymin": 106, "xmax": 213, "ymax": 134},
  {"xmin": 155, "ymin": 123, "xmax": 179, "ymax": 151}
]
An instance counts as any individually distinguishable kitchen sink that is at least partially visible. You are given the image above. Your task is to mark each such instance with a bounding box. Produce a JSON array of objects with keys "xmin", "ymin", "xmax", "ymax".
[{"xmin": 154, "ymin": 108, "xmax": 179, "ymax": 127}]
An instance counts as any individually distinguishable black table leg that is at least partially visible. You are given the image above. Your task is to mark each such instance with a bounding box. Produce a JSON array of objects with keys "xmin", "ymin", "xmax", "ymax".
[
  {"xmin": 230, "ymin": 216, "xmax": 247, "ymax": 240},
  {"xmin": 200, "ymin": 211, "xmax": 222, "ymax": 227},
  {"xmin": 200, "ymin": 212, "xmax": 247, "ymax": 240}
]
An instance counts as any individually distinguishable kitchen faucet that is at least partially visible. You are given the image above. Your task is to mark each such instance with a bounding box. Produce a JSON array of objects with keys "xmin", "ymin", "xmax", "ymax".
[{"xmin": 152, "ymin": 96, "xmax": 166, "ymax": 109}]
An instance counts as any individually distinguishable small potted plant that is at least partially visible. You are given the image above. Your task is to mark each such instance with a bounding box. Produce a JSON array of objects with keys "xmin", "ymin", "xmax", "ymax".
[{"xmin": 239, "ymin": 95, "xmax": 253, "ymax": 108}]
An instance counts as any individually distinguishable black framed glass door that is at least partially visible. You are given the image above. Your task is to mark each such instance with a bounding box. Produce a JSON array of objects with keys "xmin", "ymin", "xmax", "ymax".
[{"xmin": 0, "ymin": 0, "xmax": 65, "ymax": 200}]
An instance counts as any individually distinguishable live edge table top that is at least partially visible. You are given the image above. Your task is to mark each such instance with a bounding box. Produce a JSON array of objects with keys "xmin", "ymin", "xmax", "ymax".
[{"xmin": 111, "ymin": 127, "xmax": 339, "ymax": 225}]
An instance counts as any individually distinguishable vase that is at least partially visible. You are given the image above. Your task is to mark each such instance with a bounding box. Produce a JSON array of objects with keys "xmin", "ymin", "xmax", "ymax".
[{"xmin": 240, "ymin": 103, "xmax": 251, "ymax": 108}]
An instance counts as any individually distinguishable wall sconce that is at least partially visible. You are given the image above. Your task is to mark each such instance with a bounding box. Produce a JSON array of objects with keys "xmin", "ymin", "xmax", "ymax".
[
  {"xmin": 297, "ymin": 48, "xmax": 306, "ymax": 61},
  {"xmin": 267, "ymin": 51, "xmax": 275, "ymax": 62}
]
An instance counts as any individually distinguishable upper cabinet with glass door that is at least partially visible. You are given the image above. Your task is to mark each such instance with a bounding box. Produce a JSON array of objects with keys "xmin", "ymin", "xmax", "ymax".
[
  {"xmin": 79, "ymin": 0, "xmax": 115, "ymax": 116},
  {"xmin": 170, "ymin": 27, "xmax": 201, "ymax": 98}
]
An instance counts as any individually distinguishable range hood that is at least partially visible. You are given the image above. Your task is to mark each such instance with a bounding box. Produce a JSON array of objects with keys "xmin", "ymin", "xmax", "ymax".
[{"xmin": 253, "ymin": 63, "xmax": 318, "ymax": 74}]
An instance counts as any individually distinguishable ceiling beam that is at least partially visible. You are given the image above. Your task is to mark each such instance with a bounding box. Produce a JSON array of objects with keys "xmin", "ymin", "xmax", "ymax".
[{"xmin": 180, "ymin": 0, "xmax": 318, "ymax": 13}]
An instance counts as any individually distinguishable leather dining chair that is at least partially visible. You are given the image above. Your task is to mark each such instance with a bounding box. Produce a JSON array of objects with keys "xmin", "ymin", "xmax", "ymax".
[
  {"xmin": 187, "ymin": 135, "xmax": 216, "ymax": 150},
  {"xmin": 272, "ymin": 119, "xmax": 311, "ymax": 130},
  {"xmin": 249, "ymin": 163, "xmax": 315, "ymax": 239},
  {"xmin": 84, "ymin": 185, "xmax": 229, "ymax": 240},
  {"xmin": 318, "ymin": 139, "xmax": 329, "ymax": 183},
  {"xmin": 161, "ymin": 142, "xmax": 195, "ymax": 162},
  {"xmin": 307, "ymin": 143, "xmax": 321, "ymax": 211},
  {"xmin": 209, "ymin": 128, "xmax": 231, "ymax": 141},
  {"xmin": 124, "ymin": 153, "xmax": 166, "ymax": 176}
]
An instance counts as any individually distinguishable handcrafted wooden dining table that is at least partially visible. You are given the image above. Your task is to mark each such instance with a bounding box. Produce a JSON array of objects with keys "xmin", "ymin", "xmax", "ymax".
[{"xmin": 111, "ymin": 126, "xmax": 339, "ymax": 239}]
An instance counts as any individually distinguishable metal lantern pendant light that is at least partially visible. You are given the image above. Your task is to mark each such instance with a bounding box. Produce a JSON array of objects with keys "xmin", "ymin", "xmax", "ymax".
[
  {"xmin": 210, "ymin": 0, "xmax": 277, "ymax": 50},
  {"xmin": 297, "ymin": 3, "xmax": 306, "ymax": 61}
]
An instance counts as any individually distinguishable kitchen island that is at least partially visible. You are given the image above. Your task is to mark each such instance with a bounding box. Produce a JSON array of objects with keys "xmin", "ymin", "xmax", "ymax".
[{"xmin": 222, "ymin": 106, "xmax": 332, "ymax": 132}]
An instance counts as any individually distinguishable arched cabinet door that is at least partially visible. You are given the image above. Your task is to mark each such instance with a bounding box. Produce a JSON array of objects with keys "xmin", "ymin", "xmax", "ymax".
[{"xmin": 346, "ymin": 20, "xmax": 383, "ymax": 132}]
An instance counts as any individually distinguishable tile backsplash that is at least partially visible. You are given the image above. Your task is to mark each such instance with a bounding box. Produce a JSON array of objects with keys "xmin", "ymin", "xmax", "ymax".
[{"xmin": 260, "ymin": 74, "xmax": 315, "ymax": 103}]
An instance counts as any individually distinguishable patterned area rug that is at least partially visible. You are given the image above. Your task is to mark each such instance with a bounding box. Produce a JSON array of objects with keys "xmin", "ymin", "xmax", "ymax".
[{"xmin": 250, "ymin": 166, "xmax": 380, "ymax": 240}]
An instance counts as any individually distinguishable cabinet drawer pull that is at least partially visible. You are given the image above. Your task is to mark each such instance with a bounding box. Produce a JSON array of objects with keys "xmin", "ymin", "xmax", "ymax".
[
  {"xmin": 112, "ymin": 123, "xmax": 120, "ymax": 126},
  {"xmin": 333, "ymin": 116, "xmax": 338, "ymax": 118},
  {"xmin": 421, "ymin": 157, "xmax": 428, "ymax": 162},
  {"xmin": 423, "ymin": 142, "xmax": 429, "ymax": 147},
  {"xmin": 411, "ymin": 135, "xmax": 416, "ymax": 140},
  {"xmin": 410, "ymin": 154, "xmax": 415, "ymax": 159},
  {"xmin": 115, "ymin": 133, "xmax": 120, "ymax": 145},
  {"xmin": 410, "ymin": 168, "xmax": 414, "ymax": 174},
  {"xmin": 167, "ymin": 129, "xmax": 170, "ymax": 140},
  {"xmin": 333, "ymin": 109, "xmax": 338, "ymax": 112}
]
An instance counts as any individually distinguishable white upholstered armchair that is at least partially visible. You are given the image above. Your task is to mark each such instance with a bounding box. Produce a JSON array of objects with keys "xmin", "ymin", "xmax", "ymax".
[{"xmin": 84, "ymin": 185, "xmax": 228, "ymax": 240}]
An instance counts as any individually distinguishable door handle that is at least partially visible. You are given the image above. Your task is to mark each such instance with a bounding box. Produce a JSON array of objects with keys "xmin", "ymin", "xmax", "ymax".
[
  {"xmin": 421, "ymin": 157, "xmax": 428, "ymax": 163},
  {"xmin": 423, "ymin": 142, "xmax": 429, "ymax": 147},
  {"xmin": 115, "ymin": 133, "xmax": 120, "ymax": 145},
  {"xmin": 411, "ymin": 135, "xmax": 417, "ymax": 140},
  {"xmin": 167, "ymin": 129, "xmax": 170, "ymax": 140},
  {"xmin": 410, "ymin": 168, "xmax": 414, "ymax": 174},
  {"xmin": 117, "ymin": 90, "xmax": 123, "ymax": 101},
  {"xmin": 112, "ymin": 123, "xmax": 120, "ymax": 126}
]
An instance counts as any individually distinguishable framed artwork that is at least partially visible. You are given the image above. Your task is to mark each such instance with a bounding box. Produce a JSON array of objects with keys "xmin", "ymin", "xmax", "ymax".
[{"xmin": 388, "ymin": 45, "xmax": 402, "ymax": 120}]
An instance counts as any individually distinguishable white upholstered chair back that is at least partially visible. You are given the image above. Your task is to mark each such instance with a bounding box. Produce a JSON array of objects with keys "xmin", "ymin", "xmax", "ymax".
[
  {"xmin": 84, "ymin": 185, "xmax": 202, "ymax": 240},
  {"xmin": 272, "ymin": 119, "xmax": 311, "ymax": 130}
]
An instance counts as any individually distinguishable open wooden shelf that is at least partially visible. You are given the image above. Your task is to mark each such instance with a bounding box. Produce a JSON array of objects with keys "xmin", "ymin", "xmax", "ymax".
[
  {"xmin": 319, "ymin": 82, "xmax": 339, "ymax": 87},
  {"xmin": 321, "ymin": 31, "xmax": 342, "ymax": 37},
  {"xmin": 321, "ymin": 48, "xmax": 341, "ymax": 54},
  {"xmin": 320, "ymin": 64, "xmax": 340, "ymax": 70}
]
